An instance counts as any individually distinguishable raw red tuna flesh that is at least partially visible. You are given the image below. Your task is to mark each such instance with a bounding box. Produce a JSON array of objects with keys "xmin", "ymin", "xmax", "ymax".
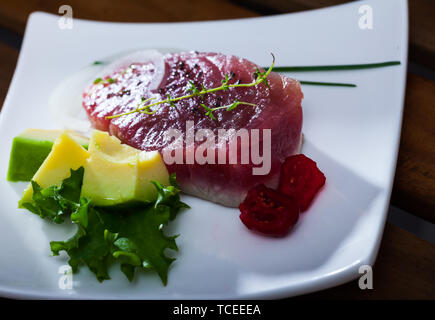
[{"xmin": 83, "ymin": 51, "xmax": 303, "ymax": 207}]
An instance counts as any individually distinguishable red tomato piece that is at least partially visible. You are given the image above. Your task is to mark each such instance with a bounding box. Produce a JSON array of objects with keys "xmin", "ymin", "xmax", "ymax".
[
  {"xmin": 278, "ymin": 154, "xmax": 326, "ymax": 212},
  {"xmin": 239, "ymin": 184, "xmax": 299, "ymax": 236}
]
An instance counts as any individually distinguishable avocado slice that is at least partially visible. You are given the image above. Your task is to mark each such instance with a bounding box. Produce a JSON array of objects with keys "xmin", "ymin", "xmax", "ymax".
[
  {"xmin": 19, "ymin": 132, "xmax": 90, "ymax": 206},
  {"xmin": 80, "ymin": 130, "xmax": 169, "ymax": 206},
  {"xmin": 7, "ymin": 129, "xmax": 89, "ymax": 182}
]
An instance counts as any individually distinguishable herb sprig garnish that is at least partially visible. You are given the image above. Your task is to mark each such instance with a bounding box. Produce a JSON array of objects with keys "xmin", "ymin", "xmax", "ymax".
[
  {"xmin": 93, "ymin": 77, "xmax": 116, "ymax": 85},
  {"xmin": 87, "ymin": 65, "xmax": 135, "ymax": 97},
  {"xmin": 99, "ymin": 57, "xmax": 401, "ymax": 120},
  {"xmin": 106, "ymin": 54, "xmax": 276, "ymax": 121}
]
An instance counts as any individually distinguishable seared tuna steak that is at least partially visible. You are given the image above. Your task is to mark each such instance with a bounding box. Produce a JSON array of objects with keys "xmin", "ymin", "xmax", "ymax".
[{"xmin": 83, "ymin": 51, "xmax": 303, "ymax": 207}]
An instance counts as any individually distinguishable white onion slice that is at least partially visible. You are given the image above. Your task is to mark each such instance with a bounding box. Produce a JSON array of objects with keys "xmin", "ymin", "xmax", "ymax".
[
  {"xmin": 49, "ymin": 49, "xmax": 165, "ymax": 135},
  {"xmin": 95, "ymin": 49, "xmax": 165, "ymax": 90},
  {"xmin": 49, "ymin": 65, "xmax": 101, "ymax": 135}
]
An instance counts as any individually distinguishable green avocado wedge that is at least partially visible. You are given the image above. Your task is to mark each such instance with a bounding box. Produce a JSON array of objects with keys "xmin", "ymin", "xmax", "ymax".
[
  {"xmin": 7, "ymin": 129, "xmax": 89, "ymax": 182},
  {"xmin": 80, "ymin": 130, "xmax": 170, "ymax": 207}
]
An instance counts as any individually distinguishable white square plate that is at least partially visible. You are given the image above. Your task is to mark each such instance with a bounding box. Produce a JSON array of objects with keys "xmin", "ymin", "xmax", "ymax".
[{"xmin": 0, "ymin": 0, "xmax": 407, "ymax": 299}]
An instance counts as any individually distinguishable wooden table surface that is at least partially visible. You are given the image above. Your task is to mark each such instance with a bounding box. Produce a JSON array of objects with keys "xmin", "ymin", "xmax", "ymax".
[{"xmin": 0, "ymin": 0, "xmax": 433, "ymax": 299}]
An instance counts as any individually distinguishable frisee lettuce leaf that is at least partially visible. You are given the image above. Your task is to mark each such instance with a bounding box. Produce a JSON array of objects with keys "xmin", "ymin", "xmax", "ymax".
[
  {"xmin": 20, "ymin": 167, "xmax": 189, "ymax": 285},
  {"xmin": 21, "ymin": 167, "xmax": 85, "ymax": 224}
]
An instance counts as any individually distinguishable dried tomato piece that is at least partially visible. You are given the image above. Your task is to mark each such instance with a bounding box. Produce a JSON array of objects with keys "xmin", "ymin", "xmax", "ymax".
[
  {"xmin": 239, "ymin": 184, "xmax": 299, "ymax": 236},
  {"xmin": 278, "ymin": 154, "xmax": 326, "ymax": 212}
]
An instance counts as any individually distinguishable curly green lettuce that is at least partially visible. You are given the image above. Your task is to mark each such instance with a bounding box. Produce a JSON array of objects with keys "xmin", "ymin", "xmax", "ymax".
[{"xmin": 20, "ymin": 168, "xmax": 189, "ymax": 285}]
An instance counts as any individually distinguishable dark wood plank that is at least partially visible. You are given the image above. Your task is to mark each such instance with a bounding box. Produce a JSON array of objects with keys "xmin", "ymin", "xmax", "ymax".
[
  {"xmin": 233, "ymin": 0, "xmax": 348, "ymax": 14},
  {"xmin": 0, "ymin": 44, "xmax": 18, "ymax": 108},
  {"xmin": 392, "ymin": 74, "xmax": 435, "ymax": 224},
  {"xmin": 0, "ymin": 0, "xmax": 256, "ymax": 34},
  {"xmin": 408, "ymin": 0, "xmax": 435, "ymax": 70},
  {"xmin": 299, "ymin": 224, "xmax": 435, "ymax": 299}
]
